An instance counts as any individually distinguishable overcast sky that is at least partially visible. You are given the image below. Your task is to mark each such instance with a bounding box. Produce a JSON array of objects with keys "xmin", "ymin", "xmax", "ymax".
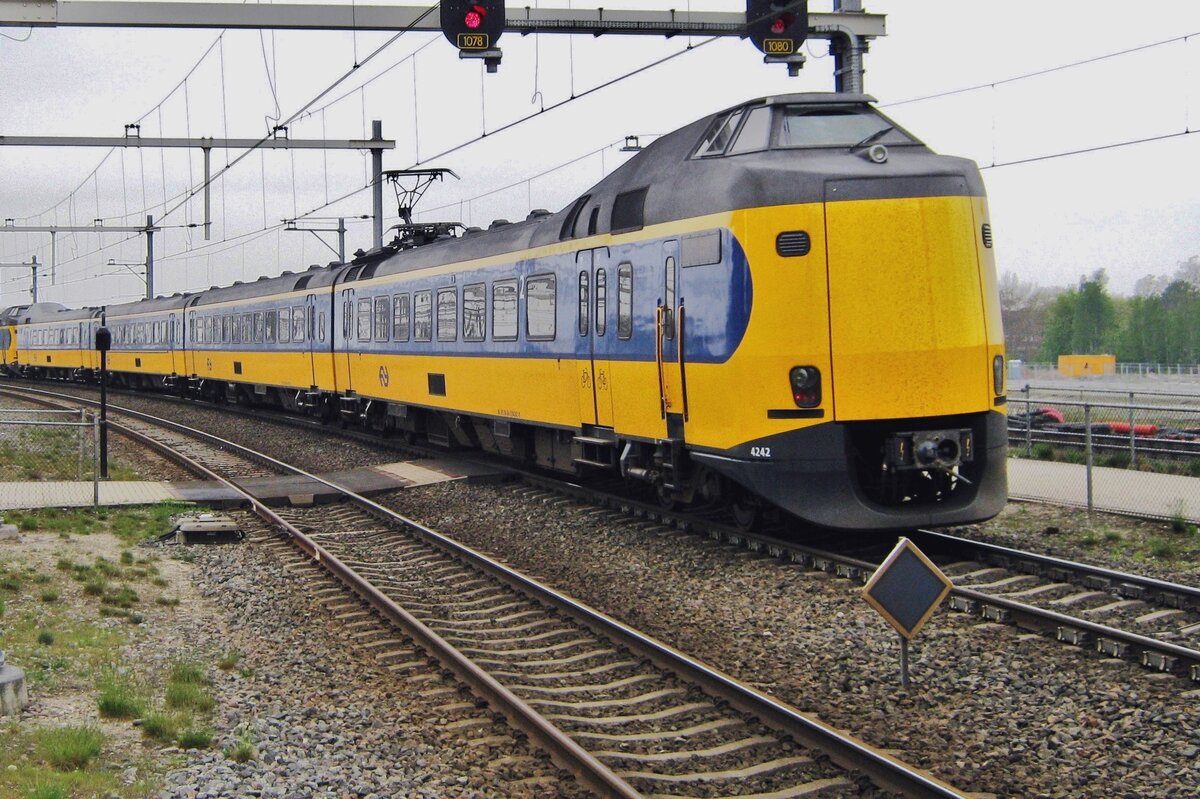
[{"xmin": 2, "ymin": 0, "xmax": 1199, "ymax": 306}]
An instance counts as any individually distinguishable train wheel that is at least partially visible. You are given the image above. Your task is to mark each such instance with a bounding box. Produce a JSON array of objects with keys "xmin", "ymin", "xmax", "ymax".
[
  {"xmin": 731, "ymin": 495, "xmax": 762, "ymax": 531},
  {"xmin": 656, "ymin": 484, "xmax": 678, "ymax": 512}
]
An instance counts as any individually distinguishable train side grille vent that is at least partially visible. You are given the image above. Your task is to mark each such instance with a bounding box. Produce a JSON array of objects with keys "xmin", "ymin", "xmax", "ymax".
[
  {"xmin": 981, "ymin": 223, "xmax": 993, "ymax": 248},
  {"xmin": 776, "ymin": 231, "xmax": 811, "ymax": 257}
]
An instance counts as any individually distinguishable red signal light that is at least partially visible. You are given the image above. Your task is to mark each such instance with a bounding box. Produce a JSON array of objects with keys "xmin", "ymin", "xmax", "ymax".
[
  {"xmin": 464, "ymin": 4, "xmax": 485, "ymax": 29},
  {"xmin": 770, "ymin": 17, "xmax": 786, "ymax": 34},
  {"xmin": 770, "ymin": 12, "xmax": 795, "ymax": 34}
]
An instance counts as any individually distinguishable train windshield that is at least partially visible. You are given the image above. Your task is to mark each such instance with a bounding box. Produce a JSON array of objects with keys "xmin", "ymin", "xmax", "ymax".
[{"xmin": 775, "ymin": 106, "xmax": 916, "ymax": 148}]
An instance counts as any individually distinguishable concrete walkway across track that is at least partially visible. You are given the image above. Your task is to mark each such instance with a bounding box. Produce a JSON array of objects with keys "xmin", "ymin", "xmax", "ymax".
[
  {"xmin": 0, "ymin": 457, "xmax": 506, "ymax": 511},
  {"xmin": 1, "ymin": 456, "xmax": 1195, "ymax": 524}
]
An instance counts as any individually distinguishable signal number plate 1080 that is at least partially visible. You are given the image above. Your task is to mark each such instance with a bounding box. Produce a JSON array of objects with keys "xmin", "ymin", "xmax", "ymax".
[
  {"xmin": 457, "ymin": 33, "xmax": 489, "ymax": 50},
  {"xmin": 763, "ymin": 38, "xmax": 794, "ymax": 55}
]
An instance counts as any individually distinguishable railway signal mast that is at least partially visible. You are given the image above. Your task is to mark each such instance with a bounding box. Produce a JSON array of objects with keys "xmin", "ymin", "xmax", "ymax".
[
  {"xmin": 441, "ymin": 0, "xmax": 505, "ymax": 73},
  {"xmin": 746, "ymin": 0, "xmax": 809, "ymax": 77}
]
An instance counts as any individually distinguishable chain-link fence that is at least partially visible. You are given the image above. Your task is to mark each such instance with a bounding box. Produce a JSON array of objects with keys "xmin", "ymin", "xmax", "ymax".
[
  {"xmin": 1008, "ymin": 385, "xmax": 1200, "ymax": 522},
  {"xmin": 0, "ymin": 407, "xmax": 100, "ymax": 504}
]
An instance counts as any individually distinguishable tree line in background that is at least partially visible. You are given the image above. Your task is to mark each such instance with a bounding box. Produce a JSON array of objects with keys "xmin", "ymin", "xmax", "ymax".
[{"xmin": 1001, "ymin": 256, "xmax": 1200, "ymax": 364}]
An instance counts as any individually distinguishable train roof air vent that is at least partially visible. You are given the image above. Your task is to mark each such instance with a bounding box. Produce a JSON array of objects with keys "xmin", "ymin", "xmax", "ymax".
[
  {"xmin": 776, "ymin": 231, "xmax": 811, "ymax": 257},
  {"xmin": 489, "ymin": 219, "xmax": 511, "ymax": 229},
  {"xmin": 527, "ymin": 209, "xmax": 551, "ymax": 220},
  {"xmin": 463, "ymin": 226, "xmax": 483, "ymax": 236}
]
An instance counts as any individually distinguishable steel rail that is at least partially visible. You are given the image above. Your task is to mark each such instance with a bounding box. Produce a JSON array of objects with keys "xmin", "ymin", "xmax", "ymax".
[{"xmin": 0, "ymin": 384, "xmax": 968, "ymax": 798}]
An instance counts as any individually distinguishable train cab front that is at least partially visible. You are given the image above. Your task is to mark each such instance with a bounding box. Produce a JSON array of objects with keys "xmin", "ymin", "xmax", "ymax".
[{"xmin": 684, "ymin": 94, "xmax": 1008, "ymax": 531}]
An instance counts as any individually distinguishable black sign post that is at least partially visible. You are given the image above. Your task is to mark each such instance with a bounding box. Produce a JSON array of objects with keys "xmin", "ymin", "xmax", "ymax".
[
  {"xmin": 95, "ymin": 317, "xmax": 111, "ymax": 480},
  {"xmin": 861, "ymin": 537, "xmax": 952, "ymax": 688}
]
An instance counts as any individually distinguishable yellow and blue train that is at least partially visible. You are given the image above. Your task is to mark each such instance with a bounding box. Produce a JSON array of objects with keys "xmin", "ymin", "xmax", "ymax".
[{"xmin": 1, "ymin": 93, "xmax": 1007, "ymax": 530}]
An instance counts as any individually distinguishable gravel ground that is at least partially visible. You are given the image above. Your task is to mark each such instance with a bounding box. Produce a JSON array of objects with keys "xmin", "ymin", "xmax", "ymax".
[
  {"xmin": 380, "ymin": 482, "xmax": 1200, "ymax": 799},
  {"xmin": 157, "ymin": 526, "xmax": 594, "ymax": 799}
]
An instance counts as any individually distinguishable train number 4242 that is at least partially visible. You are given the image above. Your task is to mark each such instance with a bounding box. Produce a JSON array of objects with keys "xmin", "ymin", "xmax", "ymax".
[{"xmin": 750, "ymin": 447, "xmax": 772, "ymax": 458}]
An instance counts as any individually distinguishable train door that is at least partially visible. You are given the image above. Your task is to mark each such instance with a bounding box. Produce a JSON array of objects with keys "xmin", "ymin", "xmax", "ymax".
[
  {"xmin": 658, "ymin": 240, "xmax": 687, "ymax": 437},
  {"xmin": 305, "ymin": 293, "xmax": 321, "ymax": 389},
  {"xmin": 335, "ymin": 286, "xmax": 355, "ymax": 394},
  {"xmin": 575, "ymin": 248, "xmax": 615, "ymax": 428},
  {"xmin": 168, "ymin": 314, "xmax": 179, "ymax": 377}
]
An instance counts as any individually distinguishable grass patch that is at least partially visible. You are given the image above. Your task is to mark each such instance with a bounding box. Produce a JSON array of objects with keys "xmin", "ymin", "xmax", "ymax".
[
  {"xmin": 224, "ymin": 734, "xmax": 256, "ymax": 763},
  {"xmin": 37, "ymin": 630, "xmax": 55, "ymax": 646},
  {"xmin": 169, "ymin": 661, "xmax": 208, "ymax": 685},
  {"xmin": 155, "ymin": 596, "xmax": 180, "ymax": 607},
  {"xmin": 26, "ymin": 784, "xmax": 68, "ymax": 799},
  {"xmin": 101, "ymin": 586, "xmax": 139, "ymax": 609},
  {"xmin": 119, "ymin": 551, "xmax": 135, "ymax": 566},
  {"xmin": 82, "ymin": 578, "xmax": 108, "ymax": 597},
  {"xmin": 36, "ymin": 725, "xmax": 105, "ymax": 771},
  {"xmin": 40, "ymin": 589, "xmax": 60, "ymax": 603},
  {"xmin": 1148, "ymin": 537, "xmax": 1176, "ymax": 559},
  {"xmin": 178, "ymin": 727, "xmax": 214, "ymax": 750},
  {"xmin": 164, "ymin": 682, "xmax": 214, "ymax": 713},
  {"xmin": 216, "ymin": 651, "xmax": 241, "ymax": 671},
  {"xmin": 1, "ymin": 575, "xmax": 21, "ymax": 592},
  {"xmin": 140, "ymin": 712, "xmax": 177, "ymax": 743},
  {"xmin": 96, "ymin": 676, "xmax": 146, "ymax": 719}
]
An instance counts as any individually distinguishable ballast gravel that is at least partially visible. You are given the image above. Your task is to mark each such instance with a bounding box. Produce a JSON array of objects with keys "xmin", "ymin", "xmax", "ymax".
[
  {"xmin": 382, "ymin": 482, "xmax": 1200, "ymax": 799},
  {"xmin": 154, "ymin": 531, "xmax": 590, "ymax": 799}
]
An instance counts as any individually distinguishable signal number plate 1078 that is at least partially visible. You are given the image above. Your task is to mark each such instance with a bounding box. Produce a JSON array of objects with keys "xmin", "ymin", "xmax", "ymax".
[{"xmin": 458, "ymin": 33, "xmax": 489, "ymax": 49}]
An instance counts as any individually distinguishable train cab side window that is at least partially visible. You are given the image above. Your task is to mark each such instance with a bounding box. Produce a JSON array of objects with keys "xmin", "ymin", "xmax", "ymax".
[
  {"xmin": 356, "ymin": 298, "xmax": 372, "ymax": 342},
  {"xmin": 292, "ymin": 307, "xmax": 305, "ymax": 343},
  {"xmin": 265, "ymin": 311, "xmax": 277, "ymax": 344},
  {"xmin": 437, "ymin": 287, "xmax": 457, "ymax": 342},
  {"xmin": 663, "ymin": 256, "xmax": 676, "ymax": 340},
  {"xmin": 373, "ymin": 297, "xmax": 390, "ymax": 342},
  {"xmin": 279, "ymin": 307, "xmax": 292, "ymax": 343},
  {"xmin": 578, "ymin": 271, "xmax": 589, "ymax": 336},
  {"xmin": 463, "ymin": 283, "xmax": 485, "ymax": 342},
  {"xmin": 392, "ymin": 294, "xmax": 410, "ymax": 342},
  {"xmin": 694, "ymin": 109, "xmax": 746, "ymax": 157},
  {"xmin": 526, "ymin": 274, "xmax": 556, "ymax": 341},
  {"xmin": 596, "ymin": 269, "xmax": 607, "ymax": 337},
  {"xmin": 492, "ymin": 280, "xmax": 518, "ymax": 341},
  {"xmin": 617, "ymin": 262, "xmax": 633, "ymax": 340},
  {"xmin": 728, "ymin": 106, "xmax": 772, "ymax": 154},
  {"xmin": 414, "ymin": 291, "xmax": 432, "ymax": 342}
]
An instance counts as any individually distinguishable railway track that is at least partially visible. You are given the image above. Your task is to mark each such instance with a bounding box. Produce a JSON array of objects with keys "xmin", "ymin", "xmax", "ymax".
[{"xmin": 0, "ymin": 384, "xmax": 967, "ymax": 798}]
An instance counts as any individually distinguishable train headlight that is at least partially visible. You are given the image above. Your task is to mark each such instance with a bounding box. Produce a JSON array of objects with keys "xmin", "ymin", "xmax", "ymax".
[
  {"xmin": 789, "ymin": 366, "xmax": 821, "ymax": 408},
  {"xmin": 993, "ymin": 355, "xmax": 1004, "ymax": 395}
]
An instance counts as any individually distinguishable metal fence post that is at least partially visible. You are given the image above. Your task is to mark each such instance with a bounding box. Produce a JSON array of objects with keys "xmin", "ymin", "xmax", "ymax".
[
  {"xmin": 1024, "ymin": 384, "xmax": 1032, "ymax": 457},
  {"xmin": 1084, "ymin": 402, "xmax": 1093, "ymax": 513},
  {"xmin": 92, "ymin": 412, "xmax": 100, "ymax": 507},
  {"xmin": 1127, "ymin": 391, "xmax": 1136, "ymax": 467},
  {"xmin": 77, "ymin": 408, "xmax": 85, "ymax": 480}
]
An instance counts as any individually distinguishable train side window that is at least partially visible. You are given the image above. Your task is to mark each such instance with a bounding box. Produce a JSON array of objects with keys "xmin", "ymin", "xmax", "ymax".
[
  {"xmin": 373, "ymin": 297, "xmax": 390, "ymax": 342},
  {"xmin": 578, "ymin": 271, "xmax": 589, "ymax": 336},
  {"xmin": 414, "ymin": 290, "xmax": 432, "ymax": 342},
  {"xmin": 663, "ymin": 256, "xmax": 676, "ymax": 340},
  {"xmin": 254, "ymin": 312, "xmax": 265, "ymax": 344},
  {"xmin": 437, "ymin": 287, "xmax": 457, "ymax": 342},
  {"xmin": 223, "ymin": 315, "xmax": 231, "ymax": 344},
  {"xmin": 526, "ymin": 274, "xmax": 556, "ymax": 341},
  {"xmin": 279, "ymin": 307, "xmax": 292, "ymax": 343},
  {"xmin": 492, "ymin": 280, "xmax": 518, "ymax": 341},
  {"xmin": 617, "ymin": 262, "xmax": 633, "ymax": 340},
  {"xmin": 596, "ymin": 269, "xmax": 607, "ymax": 337},
  {"xmin": 189, "ymin": 313, "xmax": 197, "ymax": 343},
  {"xmin": 232, "ymin": 316, "xmax": 242, "ymax": 344},
  {"xmin": 265, "ymin": 311, "xmax": 277, "ymax": 343},
  {"xmin": 318, "ymin": 312, "xmax": 326, "ymax": 343},
  {"xmin": 463, "ymin": 283, "xmax": 485, "ymax": 342},
  {"xmin": 292, "ymin": 307, "xmax": 305, "ymax": 343},
  {"xmin": 392, "ymin": 294, "xmax": 410, "ymax": 342},
  {"xmin": 356, "ymin": 298, "xmax": 372, "ymax": 342},
  {"xmin": 243, "ymin": 314, "xmax": 253, "ymax": 343}
]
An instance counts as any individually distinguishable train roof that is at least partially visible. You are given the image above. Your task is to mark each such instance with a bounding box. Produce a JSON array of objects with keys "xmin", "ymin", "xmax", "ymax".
[
  {"xmin": 11, "ymin": 302, "xmax": 100, "ymax": 324},
  {"xmin": 345, "ymin": 92, "xmax": 973, "ymax": 284},
  {"xmin": 187, "ymin": 263, "xmax": 343, "ymax": 307},
  {"xmin": 103, "ymin": 293, "xmax": 192, "ymax": 318}
]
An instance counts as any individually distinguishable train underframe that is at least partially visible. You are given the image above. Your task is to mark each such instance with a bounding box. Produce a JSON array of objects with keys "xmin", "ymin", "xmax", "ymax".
[{"xmin": 5, "ymin": 365, "xmax": 1006, "ymax": 531}]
